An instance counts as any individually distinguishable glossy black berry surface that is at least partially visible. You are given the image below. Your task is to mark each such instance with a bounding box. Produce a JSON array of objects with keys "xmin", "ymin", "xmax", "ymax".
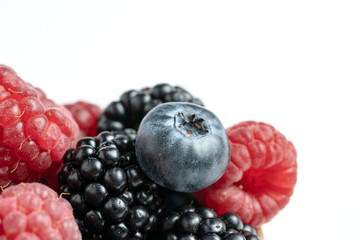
[
  {"xmin": 149, "ymin": 204, "xmax": 261, "ymax": 240},
  {"xmin": 98, "ymin": 83, "xmax": 204, "ymax": 132},
  {"xmin": 135, "ymin": 102, "xmax": 230, "ymax": 192},
  {"xmin": 58, "ymin": 129, "xmax": 163, "ymax": 239}
]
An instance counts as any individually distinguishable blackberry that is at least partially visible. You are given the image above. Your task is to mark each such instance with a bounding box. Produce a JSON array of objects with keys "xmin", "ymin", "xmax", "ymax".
[
  {"xmin": 58, "ymin": 129, "xmax": 163, "ymax": 240},
  {"xmin": 158, "ymin": 187, "xmax": 198, "ymax": 213},
  {"xmin": 151, "ymin": 204, "xmax": 261, "ymax": 240},
  {"xmin": 97, "ymin": 83, "xmax": 204, "ymax": 132}
]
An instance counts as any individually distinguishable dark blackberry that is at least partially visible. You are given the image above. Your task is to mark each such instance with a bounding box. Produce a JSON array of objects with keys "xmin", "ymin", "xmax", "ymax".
[
  {"xmin": 58, "ymin": 129, "xmax": 163, "ymax": 239},
  {"xmin": 151, "ymin": 204, "xmax": 261, "ymax": 240},
  {"xmin": 158, "ymin": 187, "xmax": 198, "ymax": 213},
  {"xmin": 98, "ymin": 83, "xmax": 204, "ymax": 132}
]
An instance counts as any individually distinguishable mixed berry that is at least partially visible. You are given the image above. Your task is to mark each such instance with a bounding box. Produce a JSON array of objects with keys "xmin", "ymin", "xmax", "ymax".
[
  {"xmin": 135, "ymin": 102, "xmax": 230, "ymax": 192},
  {"xmin": 64, "ymin": 101, "xmax": 102, "ymax": 139},
  {"xmin": 58, "ymin": 130, "xmax": 163, "ymax": 239},
  {"xmin": 0, "ymin": 65, "xmax": 297, "ymax": 239},
  {"xmin": 97, "ymin": 83, "xmax": 203, "ymax": 132},
  {"xmin": 0, "ymin": 65, "xmax": 79, "ymax": 189},
  {"xmin": 195, "ymin": 121, "xmax": 297, "ymax": 227},
  {"xmin": 0, "ymin": 182, "xmax": 81, "ymax": 240},
  {"xmin": 152, "ymin": 203, "xmax": 261, "ymax": 240}
]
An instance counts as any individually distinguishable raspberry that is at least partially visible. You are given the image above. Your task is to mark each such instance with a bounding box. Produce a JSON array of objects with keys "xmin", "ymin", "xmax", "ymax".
[
  {"xmin": 0, "ymin": 65, "xmax": 79, "ymax": 189},
  {"xmin": 64, "ymin": 101, "xmax": 102, "ymax": 138},
  {"xmin": 195, "ymin": 121, "xmax": 297, "ymax": 227},
  {"xmin": 97, "ymin": 83, "xmax": 203, "ymax": 132},
  {"xmin": 0, "ymin": 182, "xmax": 81, "ymax": 240}
]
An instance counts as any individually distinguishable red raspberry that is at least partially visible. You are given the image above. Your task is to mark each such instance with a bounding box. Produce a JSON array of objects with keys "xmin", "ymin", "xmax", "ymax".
[
  {"xmin": 195, "ymin": 121, "xmax": 297, "ymax": 227},
  {"xmin": 64, "ymin": 101, "xmax": 102, "ymax": 138},
  {"xmin": 0, "ymin": 65, "xmax": 79, "ymax": 189},
  {"xmin": 0, "ymin": 182, "xmax": 81, "ymax": 240}
]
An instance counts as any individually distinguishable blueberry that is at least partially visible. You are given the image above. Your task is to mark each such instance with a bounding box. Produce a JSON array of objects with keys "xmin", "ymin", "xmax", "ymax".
[{"xmin": 135, "ymin": 102, "xmax": 230, "ymax": 192}]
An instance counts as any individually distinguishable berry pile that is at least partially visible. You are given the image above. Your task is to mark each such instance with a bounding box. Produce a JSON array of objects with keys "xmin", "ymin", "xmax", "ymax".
[{"xmin": 1, "ymin": 64, "xmax": 298, "ymax": 240}]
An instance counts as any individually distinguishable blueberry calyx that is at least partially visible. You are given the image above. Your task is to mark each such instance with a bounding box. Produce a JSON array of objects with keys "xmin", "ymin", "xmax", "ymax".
[{"xmin": 174, "ymin": 111, "xmax": 210, "ymax": 138}]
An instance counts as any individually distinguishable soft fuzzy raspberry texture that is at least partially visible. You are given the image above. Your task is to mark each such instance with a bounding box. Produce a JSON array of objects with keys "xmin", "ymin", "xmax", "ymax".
[
  {"xmin": 0, "ymin": 65, "xmax": 79, "ymax": 189},
  {"xmin": 0, "ymin": 182, "xmax": 81, "ymax": 240},
  {"xmin": 195, "ymin": 121, "xmax": 297, "ymax": 227},
  {"xmin": 64, "ymin": 101, "xmax": 101, "ymax": 138}
]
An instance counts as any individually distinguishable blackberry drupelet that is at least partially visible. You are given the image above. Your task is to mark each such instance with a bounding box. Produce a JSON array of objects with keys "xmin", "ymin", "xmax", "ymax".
[
  {"xmin": 97, "ymin": 83, "xmax": 204, "ymax": 132},
  {"xmin": 58, "ymin": 130, "xmax": 163, "ymax": 240},
  {"xmin": 152, "ymin": 204, "xmax": 261, "ymax": 240}
]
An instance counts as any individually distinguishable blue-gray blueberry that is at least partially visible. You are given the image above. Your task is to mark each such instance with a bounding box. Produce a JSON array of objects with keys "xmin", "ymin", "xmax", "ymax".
[{"xmin": 135, "ymin": 102, "xmax": 230, "ymax": 192}]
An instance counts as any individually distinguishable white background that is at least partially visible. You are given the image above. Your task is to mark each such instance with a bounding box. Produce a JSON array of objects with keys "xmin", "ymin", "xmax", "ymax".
[{"xmin": 1, "ymin": 1, "xmax": 360, "ymax": 239}]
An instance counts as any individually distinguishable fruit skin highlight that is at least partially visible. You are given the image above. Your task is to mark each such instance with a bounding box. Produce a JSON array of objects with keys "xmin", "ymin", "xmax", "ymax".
[
  {"xmin": 0, "ymin": 182, "xmax": 81, "ymax": 240},
  {"xmin": 0, "ymin": 65, "xmax": 79, "ymax": 189},
  {"xmin": 195, "ymin": 121, "xmax": 297, "ymax": 227},
  {"xmin": 135, "ymin": 102, "xmax": 230, "ymax": 193}
]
